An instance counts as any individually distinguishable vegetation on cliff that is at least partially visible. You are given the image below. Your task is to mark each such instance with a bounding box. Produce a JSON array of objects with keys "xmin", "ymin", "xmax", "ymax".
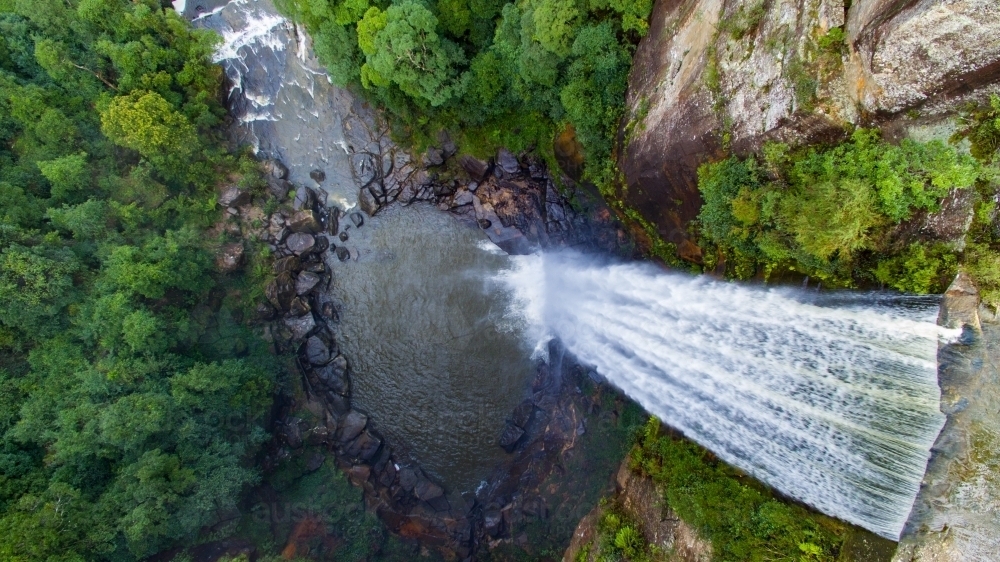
[
  {"xmin": 694, "ymin": 127, "xmax": 998, "ymax": 297},
  {"xmin": 626, "ymin": 418, "xmax": 850, "ymax": 562},
  {"xmin": 275, "ymin": 0, "xmax": 650, "ymax": 188},
  {"xmin": 0, "ymin": 1, "xmax": 279, "ymax": 559}
]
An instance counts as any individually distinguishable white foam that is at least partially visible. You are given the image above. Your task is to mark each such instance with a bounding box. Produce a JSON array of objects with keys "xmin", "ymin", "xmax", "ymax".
[{"xmin": 498, "ymin": 250, "xmax": 955, "ymax": 539}]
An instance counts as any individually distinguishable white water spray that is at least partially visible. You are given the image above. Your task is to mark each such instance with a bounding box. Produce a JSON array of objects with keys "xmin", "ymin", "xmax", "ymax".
[{"xmin": 500, "ymin": 250, "xmax": 957, "ymax": 540}]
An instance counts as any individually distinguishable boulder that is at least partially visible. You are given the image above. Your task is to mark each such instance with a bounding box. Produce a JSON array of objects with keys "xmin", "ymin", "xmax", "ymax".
[
  {"xmin": 459, "ymin": 155, "xmax": 491, "ymax": 180},
  {"xmin": 272, "ymin": 255, "xmax": 301, "ymax": 274},
  {"xmin": 218, "ymin": 186, "xmax": 251, "ymax": 207},
  {"xmin": 313, "ymin": 235, "xmax": 329, "ymax": 255},
  {"xmin": 339, "ymin": 411, "xmax": 368, "ymax": 442},
  {"xmin": 288, "ymin": 210, "xmax": 321, "ymax": 234},
  {"xmin": 499, "ymin": 421, "xmax": 525, "ymax": 452},
  {"xmin": 309, "ymin": 169, "xmax": 326, "ymax": 183},
  {"xmin": 284, "ymin": 313, "xmax": 316, "ymax": 340},
  {"xmin": 304, "ymin": 335, "xmax": 332, "ymax": 365},
  {"xmin": 350, "ymin": 152, "xmax": 378, "ymax": 187},
  {"xmin": 320, "ymin": 301, "xmax": 339, "ymax": 321},
  {"xmin": 484, "ymin": 508, "xmax": 503, "ymax": 537},
  {"xmin": 335, "ymin": 246, "xmax": 351, "ymax": 262},
  {"xmin": 264, "ymin": 159, "xmax": 288, "ymax": 179},
  {"xmin": 304, "ymin": 259, "xmax": 326, "ymax": 274},
  {"xmin": 452, "ymin": 189, "xmax": 474, "ymax": 207},
  {"xmin": 326, "ymin": 208, "xmax": 340, "ymax": 235},
  {"xmin": 339, "ymin": 231, "xmax": 349, "ymax": 242},
  {"xmin": 438, "ymin": 131, "xmax": 457, "ymax": 157},
  {"xmin": 288, "ymin": 296, "xmax": 311, "ymax": 317},
  {"xmin": 268, "ymin": 178, "xmax": 292, "ymax": 200},
  {"xmin": 422, "ymin": 147, "xmax": 445, "ymax": 167},
  {"xmin": 346, "ymin": 430, "xmax": 382, "ymax": 461},
  {"xmin": 398, "ymin": 467, "xmax": 418, "ymax": 491},
  {"xmin": 256, "ymin": 301, "xmax": 277, "ymax": 321},
  {"xmin": 305, "ymin": 452, "xmax": 326, "ymax": 473},
  {"xmin": 315, "ymin": 355, "xmax": 349, "ymax": 395},
  {"xmin": 938, "ymin": 272, "xmax": 981, "ymax": 331},
  {"xmin": 414, "ymin": 478, "xmax": 445, "ymax": 501},
  {"xmin": 265, "ymin": 272, "xmax": 296, "ymax": 311},
  {"xmin": 285, "ymin": 232, "xmax": 316, "ymax": 255},
  {"xmin": 283, "ymin": 420, "xmax": 303, "ymax": 449},
  {"xmin": 215, "ymin": 242, "xmax": 245, "ymax": 273},
  {"xmin": 359, "ymin": 186, "xmax": 380, "ymax": 216},
  {"xmin": 511, "ymin": 400, "xmax": 535, "ymax": 429},
  {"xmin": 295, "ymin": 270, "xmax": 321, "ymax": 295},
  {"xmin": 497, "ymin": 148, "xmax": 520, "ymax": 174},
  {"xmin": 293, "ymin": 186, "xmax": 316, "ymax": 211},
  {"xmin": 350, "ymin": 212, "xmax": 364, "ymax": 227}
]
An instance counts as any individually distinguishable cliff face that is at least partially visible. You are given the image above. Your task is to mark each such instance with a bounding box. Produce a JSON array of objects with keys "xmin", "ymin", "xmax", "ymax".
[{"xmin": 619, "ymin": 0, "xmax": 1000, "ymax": 257}]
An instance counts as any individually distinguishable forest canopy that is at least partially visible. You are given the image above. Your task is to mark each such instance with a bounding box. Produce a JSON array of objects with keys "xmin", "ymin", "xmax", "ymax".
[
  {"xmin": 0, "ymin": 1, "xmax": 277, "ymax": 560},
  {"xmin": 275, "ymin": 0, "xmax": 651, "ymax": 187}
]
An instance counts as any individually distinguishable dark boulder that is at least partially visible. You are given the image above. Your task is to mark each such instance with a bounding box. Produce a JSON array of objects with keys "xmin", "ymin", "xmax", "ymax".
[
  {"xmin": 414, "ymin": 477, "xmax": 445, "ymax": 501},
  {"xmin": 398, "ymin": 467, "xmax": 418, "ymax": 491},
  {"xmin": 285, "ymin": 232, "xmax": 316, "ymax": 255},
  {"xmin": 484, "ymin": 508, "xmax": 503, "ymax": 537},
  {"xmin": 284, "ymin": 313, "xmax": 316, "ymax": 340},
  {"xmin": 459, "ymin": 155, "xmax": 491, "ymax": 180},
  {"xmin": 305, "ymin": 452, "xmax": 326, "ymax": 473},
  {"xmin": 295, "ymin": 270, "xmax": 321, "ymax": 295},
  {"xmin": 326, "ymin": 208, "xmax": 340, "ymax": 235},
  {"xmin": 499, "ymin": 421, "xmax": 525, "ymax": 452},
  {"xmin": 359, "ymin": 186, "xmax": 380, "ymax": 216},
  {"xmin": 304, "ymin": 335, "xmax": 332, "ymax": 365},
  {"xmin": 268, "ymin": 178, "xmax": 293, "ymax": 200},
  {"xmin": 350, "ymin": 212, "xmax": 364, "ymax": 227},
  {"xmin": 315, "ymin": 355, "xmax": 349, "ymax": 394},
  {"xmin": 511, "ymin": 400, "xmax": 535, "ymax": 429},
  {"xmin": 478, "ymin": 218, "xmax": 492, "ymax": 229},
  {"xmin": 335, "ymin": 246, "xmax": 351, "ymax": 262},
  {"xmin": 218, "ymin": 186, "xmax": 251, "ymax": 207},
  {"xmin": 339, "ymin": 411, "xmax": 368, "ymax": 442},
  {"xmin": 288, "ymin": 296, "xmax": 311, "ymax": 317},
  {"xmin": 288, "ymin": 210, "xmax": 321, "ymax": 234},
  {"xmin": 264, "ymin": 159, "xmax": 288, "ymax": 179},
  {"xmin": 309, "ymin": 169, "xmax": 326, "ymax": 183},
  {"xmin": 272, "ymin": 255, "xmax": 300, "ymax": 274},
  {"xmin": 339, "ymin": 231, "xmax": 349, "ymax": 242},
  {"xmin": 497, "ymin": 148, "xmax": 520, "ymax": 175},
  {"xmin": 313, "ymin": 235, "xmax": 329, "ymax": 254},
  {"xmin": 350, "ymin": 152, "xmax": 377, "ymax": 187},
  {"xmin": 320, "ymin": 301, "xmax": 339, "ymax": 321},
  {"xmin": 265, "ymin": 272, "xmax": 296, "ymax": 311},
  {"xmin": 256, "ymin": 301, "xmax": 277, "ymax": 321},
  {"xmin": 283, "ymin": 419, "xmax": 303, "ymax": 448},
  {"xmin": 293, "ymin": 186, "xmax": 316, "ymax": 211},
  {"xmin": 422, "ymin": 147, "xmax": 445, "ymax": 167},
  {"xmin": 346, "ymin": 430, "xmax": 382, "ymax": 461}
]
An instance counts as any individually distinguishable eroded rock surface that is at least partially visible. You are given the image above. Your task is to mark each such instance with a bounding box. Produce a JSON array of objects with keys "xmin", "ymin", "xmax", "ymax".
[{"xmin": 621, "ymin": 0, "xmax": 1000, "ymax": 256}]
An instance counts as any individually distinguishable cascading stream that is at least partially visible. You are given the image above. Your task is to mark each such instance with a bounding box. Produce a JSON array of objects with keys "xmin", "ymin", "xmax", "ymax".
[{"xmin": 499, "ymin": 250, "xmax": 957, "ymax": 540}]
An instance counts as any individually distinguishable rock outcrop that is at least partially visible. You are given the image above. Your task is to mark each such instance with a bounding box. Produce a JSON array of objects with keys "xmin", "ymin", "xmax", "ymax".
[
  {"xmin": 620, "ymin": 0, "xmax": 1000, "ymax": 258},
  {"xmin": 563, "ymin": 461, "xmax": 712, "ymax": 562}
]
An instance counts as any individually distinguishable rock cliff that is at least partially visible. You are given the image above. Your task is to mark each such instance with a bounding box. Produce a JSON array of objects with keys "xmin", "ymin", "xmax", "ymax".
[{"xmin": 619, "ymin": 0, "xmax": 1000, "ymax": 259}]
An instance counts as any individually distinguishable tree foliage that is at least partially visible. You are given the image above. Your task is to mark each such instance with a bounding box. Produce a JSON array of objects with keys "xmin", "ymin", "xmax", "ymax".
[
  {"xmin": 0, "ymin": 2, "xmax": 276, "ymax": 560},
  {"xmin": 276, "ymin": 0, "xmax": 653, "ymax": 188}
]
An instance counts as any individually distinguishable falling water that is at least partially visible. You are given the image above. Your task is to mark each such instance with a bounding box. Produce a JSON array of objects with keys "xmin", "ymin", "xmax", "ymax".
[{"xmin": 499, "ymin": 251, "xmax": 957, "ymax": 540}]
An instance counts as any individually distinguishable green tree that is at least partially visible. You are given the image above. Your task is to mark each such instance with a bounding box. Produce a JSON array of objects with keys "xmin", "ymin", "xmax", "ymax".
[{"xmin": 360, "ymin": 0, "xmax": 467, "ymax": 106}]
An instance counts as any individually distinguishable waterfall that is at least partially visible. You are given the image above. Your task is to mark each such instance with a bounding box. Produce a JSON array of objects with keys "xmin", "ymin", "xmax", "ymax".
[{"xmin": 499, "ymin": 250, "xmax": 956, "ymax": 540}]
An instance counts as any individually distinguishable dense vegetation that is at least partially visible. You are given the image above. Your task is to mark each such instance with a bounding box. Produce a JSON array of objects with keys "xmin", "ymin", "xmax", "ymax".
[
  {"xmin": 275, "ymin": 0, "xmax": 651, "ymax": 187},
  {"xmin": 951, "ymin": 95, "xmax": 1000, "ymax": 307},
  {"xmin": 621, "ymin": 418, "xmax": 850, "ymax": 562},
  {"xmin": 0, "ymin": 1, "xmax": 280, "ymax": 559},
  {"xmin": 694, "ymin": 127, "xmax": 998, "ymax": 297}
]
